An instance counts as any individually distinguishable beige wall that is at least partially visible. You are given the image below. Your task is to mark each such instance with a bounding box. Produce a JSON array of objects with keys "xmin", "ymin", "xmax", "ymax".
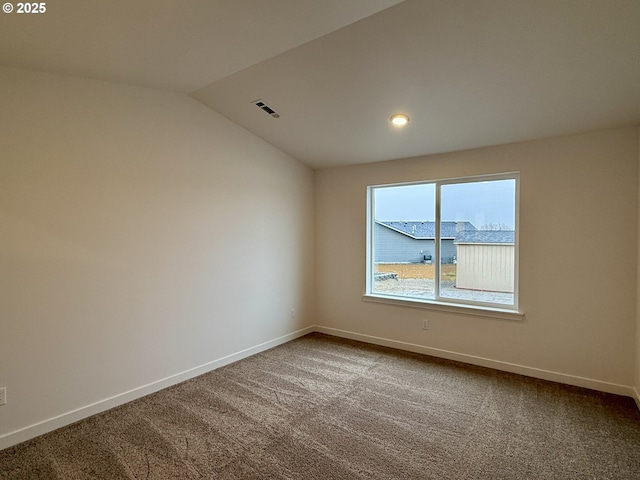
[
  {"xmin": 0, "ymin": 66, "xmax": 315, "ymax": 443},
  {"xmin": 316, "ymin": 128, "xmax": 638, "ymax": 390}
]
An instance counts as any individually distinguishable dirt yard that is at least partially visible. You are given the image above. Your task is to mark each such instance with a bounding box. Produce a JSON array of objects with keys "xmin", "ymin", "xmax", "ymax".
[
  {"xmin": 373, "ymin": 263, "xmax": 513, "ymax": 305},
  {"xmin": 375, "ymin": 263, "xmax": 457, "ymax": 280}
]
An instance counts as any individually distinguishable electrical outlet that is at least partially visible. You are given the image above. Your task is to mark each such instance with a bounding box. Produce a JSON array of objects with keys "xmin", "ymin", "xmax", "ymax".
[
  {"xmin": 0, "ymin": 387, "xmax": 6, "ymax": 406},
  {"xmin": 422, "ymin": 319, "xmax": 429, "ymax": 330},
  {"xmin": 290, "ymin": 308, "xmax": 296, "ymax": 319}
]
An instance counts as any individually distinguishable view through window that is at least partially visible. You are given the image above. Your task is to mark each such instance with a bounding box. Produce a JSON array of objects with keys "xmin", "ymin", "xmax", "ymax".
[{"xmin": 368, "ymin": 174, "xmax": 518, "ymax": 309}]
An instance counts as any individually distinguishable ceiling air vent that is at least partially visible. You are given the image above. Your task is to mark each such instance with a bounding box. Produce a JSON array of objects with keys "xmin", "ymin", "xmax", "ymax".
[{"xmin": 252, "ymin": 99, "xmax": 280, "ymax": 118}]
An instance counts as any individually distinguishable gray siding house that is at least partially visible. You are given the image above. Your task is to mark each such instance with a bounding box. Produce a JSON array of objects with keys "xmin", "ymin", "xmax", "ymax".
[{"xmin": 374, "ymin": 221, "xmax": 477, "ymax": 264}]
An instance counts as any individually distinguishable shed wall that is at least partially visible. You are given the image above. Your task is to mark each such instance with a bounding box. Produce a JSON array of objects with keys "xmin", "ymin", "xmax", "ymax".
[{"xmin": 456, "ymin": 244, "xmax": 514, "ymax": 292}]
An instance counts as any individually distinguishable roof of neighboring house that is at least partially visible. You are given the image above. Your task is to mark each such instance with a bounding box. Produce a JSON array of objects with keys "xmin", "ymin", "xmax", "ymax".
[
  {"xmin": 377, "ymin": 221, "xmax": 514, "ymax": 244},
  {"xmin": 454, "ymin": 230, "xmax": 515, "ymax": 244},
  {"xmin": 377, "ymin": 221, "xmax": 477, "ymax": 239}
]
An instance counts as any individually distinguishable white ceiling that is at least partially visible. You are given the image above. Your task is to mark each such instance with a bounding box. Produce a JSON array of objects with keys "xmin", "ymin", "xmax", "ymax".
[
  {"xmin": 2, "ymin": 0, "xmax": 639, "ymax": 169},
  {"xmin": 0, "ymin": 0, "xmax": 401, "ymax": 92}
]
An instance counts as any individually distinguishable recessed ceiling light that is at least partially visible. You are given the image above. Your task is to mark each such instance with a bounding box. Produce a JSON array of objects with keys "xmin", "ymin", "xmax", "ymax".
[{"xmin": 390, "ymin": 114, "xmax": 410, "ymax": 127}]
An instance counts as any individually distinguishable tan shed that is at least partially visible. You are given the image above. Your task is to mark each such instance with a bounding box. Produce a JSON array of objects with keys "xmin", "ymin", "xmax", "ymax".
[{"xmin": 455, "ymin": 231, "xmax": 515, "ymax": 293}]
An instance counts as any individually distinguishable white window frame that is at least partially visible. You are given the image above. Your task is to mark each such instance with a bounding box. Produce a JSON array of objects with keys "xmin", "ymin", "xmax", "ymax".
[{"xmin": 364, "ymin": 172, "xmax": 523, "ymax": 321}]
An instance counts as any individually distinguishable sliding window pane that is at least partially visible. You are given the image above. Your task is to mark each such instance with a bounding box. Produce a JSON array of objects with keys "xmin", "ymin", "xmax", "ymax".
[
  {"xmin": 372, "ymin": 184, "xmax": 436, "ymax": 299},
  {"xmin": 439, "ymin": 179, "xmax": 516, "ymax": 306}
]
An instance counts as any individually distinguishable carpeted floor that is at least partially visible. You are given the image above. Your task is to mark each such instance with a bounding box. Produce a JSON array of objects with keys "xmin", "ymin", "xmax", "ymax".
[{"xmin": 1, "ymin": 333, "xmax": 640, "ymax": 479}]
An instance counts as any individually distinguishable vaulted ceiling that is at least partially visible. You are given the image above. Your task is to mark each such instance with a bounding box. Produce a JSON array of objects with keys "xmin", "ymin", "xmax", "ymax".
[{"xmin": 2, "ymin": 0, "xmax": 639, "ymax": 168}]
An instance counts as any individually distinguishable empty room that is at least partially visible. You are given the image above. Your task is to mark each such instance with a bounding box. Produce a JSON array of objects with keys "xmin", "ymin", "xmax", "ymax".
[{"xmin": 1, "ymin": 1, "xmax": 640, "ymax": 478}]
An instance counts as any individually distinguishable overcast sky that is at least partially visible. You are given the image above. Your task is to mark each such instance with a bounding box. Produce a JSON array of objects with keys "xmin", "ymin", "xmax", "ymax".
[{"xmin": 374, "ymin": 179, "xmax": 516, "ymax": 229}]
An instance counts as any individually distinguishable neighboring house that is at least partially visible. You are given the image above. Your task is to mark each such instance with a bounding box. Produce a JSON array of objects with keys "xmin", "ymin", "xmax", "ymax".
[
  {"xmin": 374, "ymin": 221, "xmax": 477, "ymax": 264},
  {"xmin": 455, "ymin": 230, "xmax": 515, "ymax": 293}
]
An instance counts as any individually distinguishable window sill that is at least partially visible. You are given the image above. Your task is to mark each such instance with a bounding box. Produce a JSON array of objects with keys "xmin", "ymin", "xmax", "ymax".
[{"xmin": 362, "ymin": 293, "xmax": 525, "ymax": 321}]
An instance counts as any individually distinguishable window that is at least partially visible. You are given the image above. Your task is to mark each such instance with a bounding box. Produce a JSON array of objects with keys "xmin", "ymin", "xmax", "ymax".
[{"xmin": 366, "ymin": 173, "xmax": 519, "ymax": 312}]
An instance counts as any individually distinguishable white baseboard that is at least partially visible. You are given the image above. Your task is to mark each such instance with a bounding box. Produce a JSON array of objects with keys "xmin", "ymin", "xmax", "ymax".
[
  {"xmin": 2, "ymin": 324, "xmax": 637, "ymax": 451},
  {"xmin": 0, "ymin": 326, "xmax": 315, "ymax": 451},
  {"xmin": 633, "ymin": 387, "xmax": 640, "ymax": 411},
  {"xmin": 314, "ymin": 326, "xmax": 638, "ymax": 400}
]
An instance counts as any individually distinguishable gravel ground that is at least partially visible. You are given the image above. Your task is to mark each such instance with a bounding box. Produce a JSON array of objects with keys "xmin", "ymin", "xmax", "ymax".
[{"xmin": 373, "ymin": 278, "xmax": 514, "ymax": 305}]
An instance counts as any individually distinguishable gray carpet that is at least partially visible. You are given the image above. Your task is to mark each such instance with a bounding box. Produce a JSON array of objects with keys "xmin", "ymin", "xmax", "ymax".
[{"xmin": 1, "ymin": 333, "xmax": 639, "ymax": 479}]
